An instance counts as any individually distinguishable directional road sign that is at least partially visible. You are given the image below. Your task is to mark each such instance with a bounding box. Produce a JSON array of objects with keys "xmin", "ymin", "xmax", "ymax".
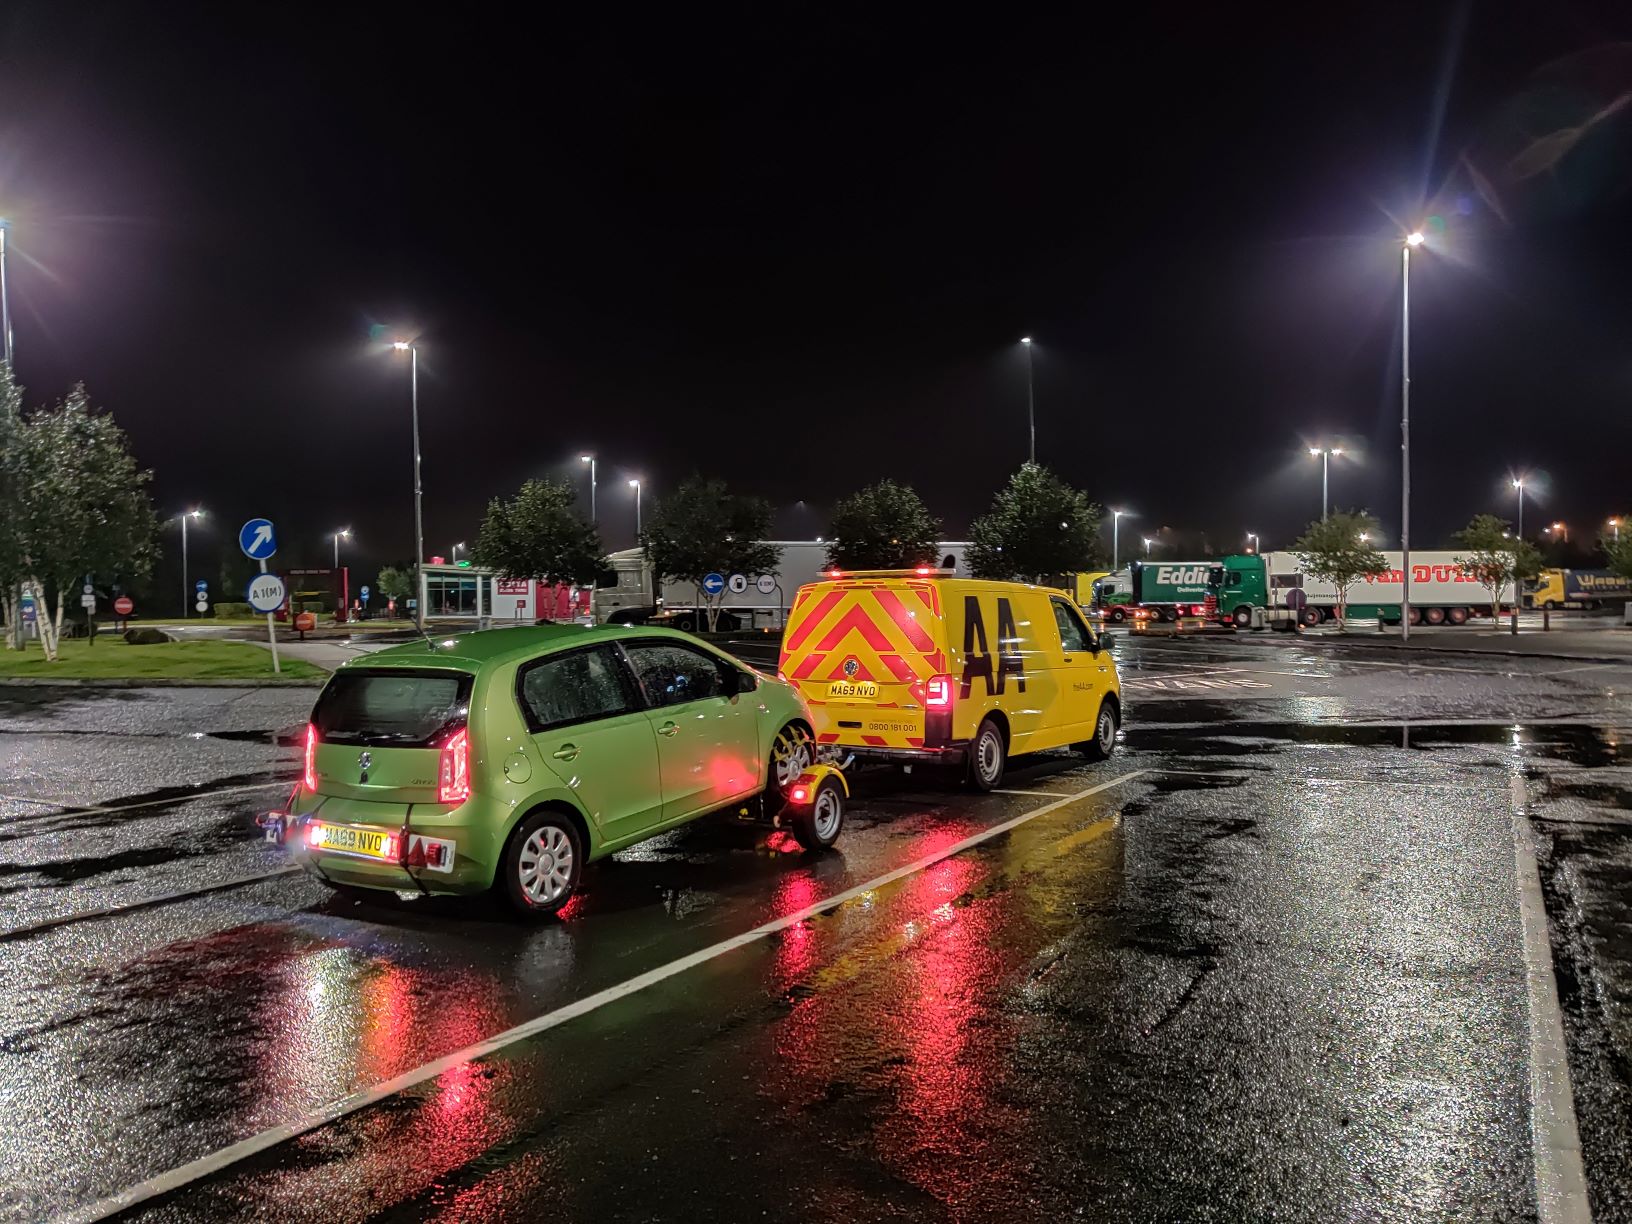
[
  {"xmin": 360, "ymin": 585, "xmax": 370, "ymax": 599},
  {"xmin": 727, "ymin": 573, "xmax": 748, "ymax": 594},
  {"xmin": 80, "ymin": 594, "xmax": 97, "ymax": 609},
  {"xmin": 245, "ymin": 573, "xmax": 288, "ymax": 614},
  {"xmin": 239, "ymin": 518, "xmax": 278, "ymax": 561},
  {"xmin": 195, "ymin": 579, "xmax": 208, "ymax": 592},
  {"xmin": 701, "ymin": 572, "xmax": 725, "ymax": 597}
]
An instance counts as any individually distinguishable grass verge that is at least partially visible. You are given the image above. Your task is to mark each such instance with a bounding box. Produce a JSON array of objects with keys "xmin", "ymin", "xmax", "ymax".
[{"xmin": 0, "ymin": 638, "xmax": 324, "ymax": 680}]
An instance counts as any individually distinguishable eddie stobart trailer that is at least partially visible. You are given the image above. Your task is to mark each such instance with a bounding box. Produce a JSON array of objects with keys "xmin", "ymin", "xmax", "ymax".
[
  {"xmin": 1209, "ymin": 551, "xmax": 1514, "ymax": 627},
  {"xmin": 1100, "ymin": 561, "xmax": 1216, "ymax": 622}
]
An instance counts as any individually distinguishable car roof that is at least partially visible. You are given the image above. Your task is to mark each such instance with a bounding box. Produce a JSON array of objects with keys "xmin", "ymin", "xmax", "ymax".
[{"xmin": 339, "ymin": 623, "xmax": 703, "ymax": 673}]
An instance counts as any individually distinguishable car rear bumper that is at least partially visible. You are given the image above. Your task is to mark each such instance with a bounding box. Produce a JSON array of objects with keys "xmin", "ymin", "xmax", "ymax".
[{"xmin": 259, "ymin": 791, "xmax": 502, "ymax": 895}]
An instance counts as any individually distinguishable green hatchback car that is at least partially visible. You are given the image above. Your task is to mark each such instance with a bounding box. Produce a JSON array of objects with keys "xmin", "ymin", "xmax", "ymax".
[{"xmin": 261, "ymin": 624, "xmax": 844, "ymax": 915}]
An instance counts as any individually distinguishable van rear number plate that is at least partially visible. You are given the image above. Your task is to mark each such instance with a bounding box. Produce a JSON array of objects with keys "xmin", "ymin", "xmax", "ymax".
[{"xmin": 826, "ymin": 680, "xmax": 878, "ymax": 699}]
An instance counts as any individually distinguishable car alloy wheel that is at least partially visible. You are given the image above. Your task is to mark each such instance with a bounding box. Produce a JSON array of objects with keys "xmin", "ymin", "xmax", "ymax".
[{"xmin": 518, "ymin": 824, "xmax": 575, "ymax": 905}]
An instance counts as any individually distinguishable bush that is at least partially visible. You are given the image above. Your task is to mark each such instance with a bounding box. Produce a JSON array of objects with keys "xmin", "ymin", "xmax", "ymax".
[
  {"xmin": 213, "ymin": 602, "xmax": 253, "ymax": 618},
  {"xmin": 125, "ymin": 627, "xmax": 174, "ymax": 645}
]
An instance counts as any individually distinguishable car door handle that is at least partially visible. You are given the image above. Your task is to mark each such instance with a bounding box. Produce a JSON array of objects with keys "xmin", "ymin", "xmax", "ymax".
[
  {"xmin": 552, "ymin": 745, "xmax": 580, "ymax": 761},
  {"xmin": 658, "ymin": 722, "xmax": 679, "ymax": 737},
  {"xmin": 1062, "ymin": 656, "xmax": 1073, "ymax": 663}
]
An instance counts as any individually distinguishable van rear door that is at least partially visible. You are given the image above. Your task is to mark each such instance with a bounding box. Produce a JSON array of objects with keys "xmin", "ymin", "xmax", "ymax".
[{"xmin": 780, "ymin": 580, "xmax": 946, "ymax": 750}]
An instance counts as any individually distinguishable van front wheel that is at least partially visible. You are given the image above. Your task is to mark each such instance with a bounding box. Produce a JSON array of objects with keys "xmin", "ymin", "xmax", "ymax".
[
  {"xmin": 1077, "ymin": 700, "xmax": 1119, "ymax": 762},
  {"xmin": 965, "ymin": 718, "xmax": 1007, "ymax": 791}
]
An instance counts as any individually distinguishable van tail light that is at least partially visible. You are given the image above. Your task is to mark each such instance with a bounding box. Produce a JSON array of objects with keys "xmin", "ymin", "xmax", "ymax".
[
  {"xmin": 925, "ymin": 675, "xmax": 953, "ymax": 708},
  {"xmin": 438, "ymin": 728, "xmax": 471, "ymax": 805},
  {"xmin": 303, "ymin": 724, "xmax": 318, "ymax": 791}
]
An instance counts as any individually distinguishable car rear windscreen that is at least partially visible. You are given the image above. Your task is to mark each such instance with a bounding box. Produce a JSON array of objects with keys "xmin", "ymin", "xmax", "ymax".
[{"xmin": 313, "ymin": 669, "xmax": 472, "ymax": 747}]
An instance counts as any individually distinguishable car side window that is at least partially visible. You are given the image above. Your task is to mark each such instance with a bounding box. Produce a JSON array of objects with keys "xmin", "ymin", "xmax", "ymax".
[
  {"xmin": 623, "ymin": 641, "xmax": 731, "ymax": 708},
  {"xmin": 1050, "ymin": 598, "xmax": 1092, "ymax": 654},
  {"xmin": 519, "ymin": 646, "xmax": 640, "ymax": 732}
]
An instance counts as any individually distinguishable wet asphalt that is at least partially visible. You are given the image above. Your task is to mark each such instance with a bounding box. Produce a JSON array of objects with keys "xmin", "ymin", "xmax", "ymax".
[{"xmin": 2, "ymin": 634, "xmax": 1631, "ymax": 1222}]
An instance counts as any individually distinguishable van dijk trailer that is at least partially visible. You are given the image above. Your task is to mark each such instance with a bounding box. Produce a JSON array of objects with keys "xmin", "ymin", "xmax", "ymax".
[
  {"xmin": 1100, "ymin": 561, "xmax": 1215, "ymax": 622},
  {"xmin": 1209, "ymin": 551, "xmax": 1514, "ymax": 627}
]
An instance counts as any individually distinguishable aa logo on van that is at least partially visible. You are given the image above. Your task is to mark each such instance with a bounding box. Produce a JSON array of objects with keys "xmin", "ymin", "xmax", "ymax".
[
  {"xmin": 960, "ymin": 596, "xmax": 1026, "ymax": 698},
  {"xmin": 842, "ymin": 657, "xmax": 860, "ymax": 679}
]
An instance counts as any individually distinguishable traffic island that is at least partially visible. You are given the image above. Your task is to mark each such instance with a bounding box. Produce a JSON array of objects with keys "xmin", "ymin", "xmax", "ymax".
[{"xmin": 0, "ymin": 638, "xmax": 326, "ymax": 684}]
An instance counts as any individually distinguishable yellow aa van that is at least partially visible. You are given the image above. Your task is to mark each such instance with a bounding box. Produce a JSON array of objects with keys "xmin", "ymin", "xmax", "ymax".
[{"xmin": 778, "ymin": 570, "xmax": 1121, "ymax": 789}]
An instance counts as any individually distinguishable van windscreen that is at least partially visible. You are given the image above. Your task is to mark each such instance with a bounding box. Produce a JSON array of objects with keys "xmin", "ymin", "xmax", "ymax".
[{"xmin": 313, "ymin": 669, "xmax": 472, "ymax": 747}]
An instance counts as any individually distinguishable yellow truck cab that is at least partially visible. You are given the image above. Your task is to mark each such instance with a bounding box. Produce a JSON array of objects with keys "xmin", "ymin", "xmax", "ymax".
[{"xmin": 779, "ymin": 570, "xmax": 1121, "ymax": 789}]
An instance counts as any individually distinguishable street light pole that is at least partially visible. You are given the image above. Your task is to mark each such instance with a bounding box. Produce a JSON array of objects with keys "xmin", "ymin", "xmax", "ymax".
[
  {"xmin": 181, "ymin": 512, "xmax": 190, "ymax": 619},
  {"xmin": 581, "ymin": 455, "xmax": 597, "ymax": 522},
  {"xmin": 1511, "ymin": 479, "xmax": 1525, "ymax": 539},
  {"xmin": 393, "ymin": 341, "xmax": 426, "ymax": 632},
  {"xmin": 1402, "ymin": 232, "xmax": 1424, "ymax": 640},
  {"xmin": 1021, "ymin": 337, "xmax": 1035, "ymax": 465},
  {"xmin": 1309, "ymin": 447, "xmax": 1343, "ymax": 520},
  {"xmin": 0, "ymin": 219, "xmax": 13, "ymax": 370},
  {"xmin": 1247, "ymin": 532, "xmax": 1260, "ymax": 555},
  {"xmin": 1143, "ymin": 536, "xmax": 1153, "ymax": 558},
  {"xmin": 1111, "ymin": 509, "xmax": 1131, "ymax": 573},
  {"xmin": 629, "ymin": 478, "xmax": 642, "ymax": 535}
]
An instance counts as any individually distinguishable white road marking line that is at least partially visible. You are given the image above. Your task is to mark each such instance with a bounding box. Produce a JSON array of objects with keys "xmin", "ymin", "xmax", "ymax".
[
  {"xmin": 5, "ymin": 780, "xmax": 288, "ymax": 819},
  {"xmin": 1509, "ymin": 772, "xmax": 1591, "ymax": 1224},
  {"xmin": 56, "ymin": 770, "xmax": 1145, "ymax": 1224},
  {"xmin": 1548, "ymin": 663, "xmax": 1625, "ymax": 676},
  {"xmin": 992, "ymin": 788, "xmax": 1078, "ymax": 797},
  {"xmin": 0, "ymin": 793, "xmax": 62, "ymax": 807},
  {"xmin": 0, "ymin": 866, "xmax": 306, "ymax": 942}
]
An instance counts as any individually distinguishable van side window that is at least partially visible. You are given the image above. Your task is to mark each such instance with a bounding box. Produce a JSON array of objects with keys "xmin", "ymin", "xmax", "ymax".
[{"xmin": 1050, "ymin": 598, "xmax": 1092, "ymax": 654}]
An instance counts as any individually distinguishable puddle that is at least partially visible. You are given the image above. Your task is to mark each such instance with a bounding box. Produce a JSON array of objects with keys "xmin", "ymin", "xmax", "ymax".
[
  {"xmin": 206, "ymin": 729, "xmax": 304, "ymax": 747},
  {"xmin": 1125, "ymin": 721, "xmax": 1623, "ymax": 767}
]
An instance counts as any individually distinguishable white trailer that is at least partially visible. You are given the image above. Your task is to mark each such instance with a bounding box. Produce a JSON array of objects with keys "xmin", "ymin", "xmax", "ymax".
[
  {"xmin": 593, "ymin": 540, "xmax": 971, "ymax": 630},
  {"xmin": 1259, "ymin": 550, "xmax": 1514, "ymax": 625}
]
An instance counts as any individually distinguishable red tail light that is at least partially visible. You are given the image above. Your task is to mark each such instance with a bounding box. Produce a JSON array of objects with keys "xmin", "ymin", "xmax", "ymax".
[
  {"xmin": 303, "ymin": 724, "xmax": 318, "ymax": 791},
  {"xmin": 790, "ymin": 785, "xmax": 809, "ymax": 803},
  {"xmin": 925, "ymin": 675, "xmax": 953, "ymax": 708},
  {"xmin": 438, "ymin": 728, "xmax": 471, "ymax": 804}
]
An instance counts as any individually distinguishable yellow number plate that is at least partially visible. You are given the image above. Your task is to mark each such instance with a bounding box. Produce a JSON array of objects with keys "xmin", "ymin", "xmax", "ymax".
[
  {"xmin": 826, "ymin": 680, "xmax": 879, "ymax": 700},
  {"xmin": 313, "ymin": 824, "xmax": 393, "ymax": 860}
]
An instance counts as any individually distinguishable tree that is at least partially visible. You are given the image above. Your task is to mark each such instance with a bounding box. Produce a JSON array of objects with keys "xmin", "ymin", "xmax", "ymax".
[
  {"xmin": 824, "ymin": 480, "xmax": 943, "ymax": 571},
  {"xmin": 1453, "ymin": 513, "xmax": 1542, "ymax": 620},
  {"xmin": 0, "ymin": 364, "xmax": 25, "ymax": 648},
  {"xmin": 966, "ymin": 463, "xmax": 1102, "ymax": 583},
  {"xmin": 14, "ymin": 385, "xmax": 160, "ymax": 660},
  {"xmin": 644, "ymin": 476, "xmax": 782, "ymax": 631},
  {"xmin": 1291, "ymin": 511, "xmax": 1387, "ymax": 625},
  {"xmin": 471, "ymin": 478, "xmax": 604, "ymax": 586},
  {"xmin": 1605, "ymin": 526, "xmax": 1632, "ymax": 582},
  {"xmin": 376, "ymin": 565, "xmax": 414, "ymax": 601}
]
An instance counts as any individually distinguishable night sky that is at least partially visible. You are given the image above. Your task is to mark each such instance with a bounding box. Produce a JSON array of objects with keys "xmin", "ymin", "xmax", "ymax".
[{"xmin": 3, "ymin": 3, "xmax": 1630, "ymax": 588}]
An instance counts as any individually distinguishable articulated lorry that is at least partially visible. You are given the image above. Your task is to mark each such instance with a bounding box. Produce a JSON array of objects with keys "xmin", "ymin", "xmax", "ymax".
[
  {"xmin": 1210, "ymin": 551, "xmax": 1514, "ymax": 627},
  {"xmin": 1523, "ymin": 569, "xmax": 1632, "ymax": 611},
  {"xmin": 1099, "ymin": 561, "xmax": 1216, "ymax": 622}
]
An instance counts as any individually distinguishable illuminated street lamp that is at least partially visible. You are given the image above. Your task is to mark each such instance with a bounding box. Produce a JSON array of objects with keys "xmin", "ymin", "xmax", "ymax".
[
  {"xmin": 332, "ymin": 527, "xmax": 351, "ymax": 569},
  {"xmin": 1511, "ymin": 477, "xmax": 1527, "ymax": 539},
  {"xmin": 1309, "ymin": 446, "xmax": 1344, "ymax": 520},
  {"xmin": 1547, "ymin": 521, "xmax": 1569, "ymax": 544},
  {"xmin": 1401, "ymin": 231, "xmax": 1425, "ymax": 639},
  {"xmin": 451, "ymin": 541, "xmax": 466, "ymax": 565},
  {"xmin": 1143, "ymin": 536, "xmax": 1153, "ymax": 557},
  {"xmin": 172, "ymin": 508, "xmax": 204, "ymax": 618},
  {"xmin": 390, "ymin": 340, "xmax": 425, "ymax": 632},
  {"xmin": 1111, "ymin": 509, "xmax": 1134, "ymax": 572},
  {"xmin": 581, "ymin": 454, "xmax": 597, "ymax": 522},
  {"xmin": 1020, "ymin": 337, "xmax": 1035, "ymax": 465},
  {"xmin": 629, "ymin": 478, "xmax": 642, "ymax": 536},
  {"xmin": 1607, "ymin": 517, "xmax": 1619, "ymax": 543},
  {"xmin": 0, "ymin": 217, "xmax": 13, "ymax": 369}
]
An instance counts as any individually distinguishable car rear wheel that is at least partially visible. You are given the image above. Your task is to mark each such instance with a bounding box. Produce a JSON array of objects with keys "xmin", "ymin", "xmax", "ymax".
[
  {"xmin": 1300, "ymin": 607, "xmax": 1321, "ymax": 627},
  {"xmin": 1109, "ymin": 606, "xmax": 1127, "ymax": 622},
  {"xmin": 1077, "ymin": 700, "xmax": 1119, "ymax": 762},
  {"xmin": 789, "ymin": 777, "xmax": 845, "ymax": 851},
  {"xmin": 769, "ymin": 722, "xmax": 814, "ymax": 797},
  {"xmin": 500, "ymin": 811, "xmax": 583, "ymax": 917},
  {"xmin": 965, "ymin": 717, "xmax": 1007, "ymax": 791},
  {"xmin": 1232, "ymin": 605, "xmax": 1252, "ymax": 628}
]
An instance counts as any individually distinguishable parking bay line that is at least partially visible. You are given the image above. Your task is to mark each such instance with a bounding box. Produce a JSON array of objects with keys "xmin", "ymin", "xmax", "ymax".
[
  {"xmin": 1509, "ymin": 773, "xmax": 1591, "ymax": 1224},
  {"xmin": 1, "ymin": 780, "xmax": 289, "ymax": 822},
  {"xmin": 55, "ymin": 769, "xmax": 1147, "ymax": 1224}
]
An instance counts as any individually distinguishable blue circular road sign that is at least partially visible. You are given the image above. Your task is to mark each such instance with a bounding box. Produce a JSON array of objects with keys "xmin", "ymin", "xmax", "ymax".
[
  {"xmin": 195, "ymin": 579, "xmax": 208, "ymax": 592},
  {"xmin": 239, "ymin": 518, "xmax": 278, "ymax": 561},
  {"xmin": 701, "ymin": 572, "xmax": 726, "ymax": 597}
]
